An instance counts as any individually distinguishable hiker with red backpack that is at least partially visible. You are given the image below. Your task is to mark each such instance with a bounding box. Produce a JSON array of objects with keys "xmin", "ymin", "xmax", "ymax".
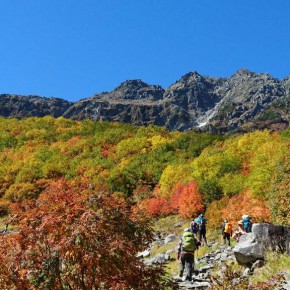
[
  {"xmin": 176, "ymin": 228, "xmax": 201, "ymax": 282},
  {"xmin": 221, "ymin": 220, "xmax": 232, "ymax": 246}
]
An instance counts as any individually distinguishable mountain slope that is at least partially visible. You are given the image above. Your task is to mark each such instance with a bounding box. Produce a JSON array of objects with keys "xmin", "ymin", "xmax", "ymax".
[{"xmin": 1, "ymin": 69, "xmax": 289, "ymax": 133}]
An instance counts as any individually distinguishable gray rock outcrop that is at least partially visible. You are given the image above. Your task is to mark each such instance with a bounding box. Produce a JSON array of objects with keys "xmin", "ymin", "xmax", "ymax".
[
  {"xmin": 233, "ymin": 223, "xmax": 290, "ymax": 267},
  {"xmin": 0, "ymin": 94, "xmax": 71, "ymax": 118}
]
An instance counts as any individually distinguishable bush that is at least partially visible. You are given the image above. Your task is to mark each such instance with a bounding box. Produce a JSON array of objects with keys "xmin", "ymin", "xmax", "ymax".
[{"xmin": 0, "ymin": 180, "xmax": 166, "ymax": 289}]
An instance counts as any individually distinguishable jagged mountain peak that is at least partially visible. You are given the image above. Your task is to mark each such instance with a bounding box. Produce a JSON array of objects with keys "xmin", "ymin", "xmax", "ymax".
[
  {"xmin": 178, "ymin": 71, "xmax": 204, "ymax": 83},
  {"xmin": 234, "ymin": 68, "xmax": 255, "ymax": 76},
  {"xmin": 116, "ymin": 79, "xmax": 150, "ymax": 90},
  {"xmin": 1, "ymin": 69, "xmax": 289, "ymax": 133}
]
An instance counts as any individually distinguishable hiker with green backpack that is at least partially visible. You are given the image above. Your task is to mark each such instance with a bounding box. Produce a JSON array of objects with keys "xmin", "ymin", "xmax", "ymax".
[{"xmin": 176, "ymin": 228, "xmax": 201, "ymax": 282}]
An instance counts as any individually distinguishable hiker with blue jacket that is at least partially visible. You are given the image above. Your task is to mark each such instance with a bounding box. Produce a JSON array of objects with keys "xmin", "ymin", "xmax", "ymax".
[
  {"xmin": 242, "ymin": 214, "xmax": 252, "ymax": 233},
  {"xmin": 176, "ymin": 228, "xmax": 201, "ymax": 281},
  {"xmin": 195, "ymin": 213, "xmax": 208, "ymax": 246}
]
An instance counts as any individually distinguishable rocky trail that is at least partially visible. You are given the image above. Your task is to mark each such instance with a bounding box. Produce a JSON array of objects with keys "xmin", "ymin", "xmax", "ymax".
[
  {"xmin": 138, "ymin": 222, "xmax": 290, "ymax": 289},
  {"xmin": 140, "ymin": 232, "xmax": 242, "ymax": 289},
  {"xmin": 172, "ymin": 243, "xmax": 235, "ymax": 289}
]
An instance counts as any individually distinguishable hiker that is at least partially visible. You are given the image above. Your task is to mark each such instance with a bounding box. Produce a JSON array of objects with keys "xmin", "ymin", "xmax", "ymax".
[
  {"xmin": 232, "ymin": 221, "xmax": 247, "ymax": 242},
  {"xmin": 190, "ymin": 217, "xmax": 198, "ymax": 236},
  {"xmin": 242, "ymin": 214, "xmax": 252, "ymax": 233},
  {"xmin": 221, "ymin": 220, "xmax": 232, "ymax": 246},
  {"xmin": 195, "ymin": 213, "xmax": 208, "ymax": 246},
  {"xmin": 176, "ymin": 228, "xmax": 201, "ymax": 282}
]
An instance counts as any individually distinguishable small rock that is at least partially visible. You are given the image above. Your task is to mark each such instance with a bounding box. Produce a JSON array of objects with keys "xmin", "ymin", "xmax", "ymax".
[
  {"xmin": 164, "ymin": 234, "xmax": 176, "ymax": 244},
  {"xmin": 198, "ymin": 265, "xmax": 214, "ymax": 273},
  {"xmin": 243, "ymin": 267, "xmax": 251, "ymax": 276},
  {"xmin": 191, "ymin": 281, "xmax": 211, "ymax": 288},
  {"xmin": 251, "ymin": 259, "xmax": 265, "ymax": 271},
  {"xmin": 136, "ymin": 249, "xmax": 150, "ymax": 258},
  {"xmin": 174, "ymin": 222, "xmax": 182, "ymax": 228},
  {"xmin": 220, "ymin": 253, "xmax": 228, "ymax": 262}
]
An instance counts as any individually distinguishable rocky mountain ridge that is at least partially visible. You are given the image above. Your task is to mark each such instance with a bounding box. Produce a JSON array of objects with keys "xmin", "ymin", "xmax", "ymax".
[{"xmin": 1, "ymin": 69, "xmax": 289, "ymax": 133}]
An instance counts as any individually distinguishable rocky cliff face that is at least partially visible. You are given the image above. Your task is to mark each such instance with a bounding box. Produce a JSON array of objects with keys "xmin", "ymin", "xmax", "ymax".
[
  {"xmin": 0, "ymin": 94, "xmax": 71, "ymax": 118},
  {"xmin": 1, "ymin": 69, "xmax": 289, "ymax": 133}
]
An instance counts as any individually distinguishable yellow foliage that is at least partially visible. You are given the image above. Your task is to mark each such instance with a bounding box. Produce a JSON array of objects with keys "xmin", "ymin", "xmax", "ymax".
[
  {"xmin": 158, "ymin": 164, "xmax": 190, "ymax": 196},
  {"xmin": 148, "ymin": 135, "xmax": 168, "ymax": 148}
]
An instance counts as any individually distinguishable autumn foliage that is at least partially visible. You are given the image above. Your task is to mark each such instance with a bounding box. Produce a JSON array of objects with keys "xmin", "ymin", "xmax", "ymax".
[
  {"xmin": 0, "ymin": 180, "xmax": 165, "ymax": 290},
  {"xmin": 140, "ymin": 181, "xmax": 204, "ymax": 219},
  {"xmin": 221, "ymin": 191, "xmax": 271, "ymax": 223},
  {"xmin": 0, "ymin": 117, "xmax": 289, "ymax": 234},
  {"xmin": 176, "ymin": 181, "xmax": 204, "ymax": 219},
  {"xmin": 206, "ymin": 191, "xmax": 271, "ymax": 229}
]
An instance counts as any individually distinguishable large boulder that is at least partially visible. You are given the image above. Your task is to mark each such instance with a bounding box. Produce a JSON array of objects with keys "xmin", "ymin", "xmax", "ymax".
[{"xmin": 233, "ymin": 223, "xmax": 290, "ymax": 266}]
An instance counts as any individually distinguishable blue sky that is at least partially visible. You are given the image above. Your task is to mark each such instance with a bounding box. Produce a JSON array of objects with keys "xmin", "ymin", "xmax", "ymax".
[{"xmin": 0, "ymin": 1, "xmax": 289, "ymax": 101}]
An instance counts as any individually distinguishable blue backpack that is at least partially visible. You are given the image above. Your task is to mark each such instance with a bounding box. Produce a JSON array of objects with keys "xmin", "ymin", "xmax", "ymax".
[{"xmin": 242, "ymin": 215, "xmax": 252, "ymax": 232}]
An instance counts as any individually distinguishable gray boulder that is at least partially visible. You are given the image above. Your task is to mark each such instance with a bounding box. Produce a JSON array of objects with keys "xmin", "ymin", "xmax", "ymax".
[{"xmin": 233, "ymin": 223, "xmax": 290, "ymax": 266}]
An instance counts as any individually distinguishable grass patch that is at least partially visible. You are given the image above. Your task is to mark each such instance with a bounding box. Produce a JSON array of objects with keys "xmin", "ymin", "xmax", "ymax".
[
  {"xmin": 150, "ymin": 241, "xmax": 176, "ymax": 258},
  {"xmin": 164, "ymin": 260, "xmax": 180, "ymax": 277},
  {"xmin": 250, "ymin": 252, "xmax": 290, "ymax": 285},
  {"xmin": 153, "ymin": 214, "xmax": 188, "ymax": 236}
]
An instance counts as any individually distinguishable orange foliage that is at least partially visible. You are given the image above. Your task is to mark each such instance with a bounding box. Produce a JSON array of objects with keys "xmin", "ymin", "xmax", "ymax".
[
  {"xmin": 206, "ymin": 196, "xmax": 229, "ymax": 230},
  {"xmin": 221, "ymin": 191, "xmax": 271, "ymax": 224},
  {"xmin": 176, "ymin": 181, "xmax": 204, "ymax": 219}
]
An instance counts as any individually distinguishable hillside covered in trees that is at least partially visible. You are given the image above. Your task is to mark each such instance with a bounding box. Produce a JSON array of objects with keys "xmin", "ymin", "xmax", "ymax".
[
  {"xmin": 0, "ymin": 117, "xmax": 289, "ymax": 224},
  {"xmin": 0, "ymin": 117, "xmax": 289, "ymax": 288}
]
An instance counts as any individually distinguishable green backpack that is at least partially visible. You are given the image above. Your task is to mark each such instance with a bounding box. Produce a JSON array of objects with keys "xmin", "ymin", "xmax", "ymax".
[{"xmin": 182, "ymin": 231, "xmax": 195, "ymax": 252}]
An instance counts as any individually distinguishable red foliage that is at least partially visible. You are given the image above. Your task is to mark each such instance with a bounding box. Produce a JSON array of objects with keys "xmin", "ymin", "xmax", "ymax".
[
  {"xmin": 140, "ymin": 181, "xmax": 204, "ymax": 219},
  {"xmin": 0, "ymin": 180, "xmax": 165, "ymax": 290},
  {"xmin": 140, "ymin": 196, "xmax": 176, "ymax": 216}
]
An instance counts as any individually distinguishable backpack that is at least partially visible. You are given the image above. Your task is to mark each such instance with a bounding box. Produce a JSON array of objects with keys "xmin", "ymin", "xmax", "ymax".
[
  {"xmin": 242, "ymin": 215, "xmax": 251, "ymax": 232},
  {"xmin": 182, "ymin": 231, "xmax": 195, "ymax": 252},
  {"xmin": 190, "ymin": 221, "xmax": 198, "ymax": 233},
  {"xmin": 199, "ymin": 217, "xmax": 207, "ymax": 231},
  {"xmin": 224, "ymin": 222, "xmax": 232, "ymax": 234}
]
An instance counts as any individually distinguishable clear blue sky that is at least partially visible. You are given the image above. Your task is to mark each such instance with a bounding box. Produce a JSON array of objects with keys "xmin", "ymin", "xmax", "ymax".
[{"xmin": 0, "ymin": 0, "xmax": 289, "ymax": 101}]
